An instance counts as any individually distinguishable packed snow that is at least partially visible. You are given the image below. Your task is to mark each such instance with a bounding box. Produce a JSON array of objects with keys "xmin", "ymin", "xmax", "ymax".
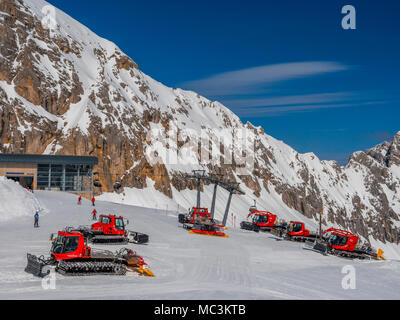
[{"xmin": 0, "ymin": 190, "xmax": 399, "ymax": 300}]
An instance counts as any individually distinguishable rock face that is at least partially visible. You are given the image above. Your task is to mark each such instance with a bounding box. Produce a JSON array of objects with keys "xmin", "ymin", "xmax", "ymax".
[{"xmin": 0, "ymin": 0, "xmax": 399, "ymax": 246}]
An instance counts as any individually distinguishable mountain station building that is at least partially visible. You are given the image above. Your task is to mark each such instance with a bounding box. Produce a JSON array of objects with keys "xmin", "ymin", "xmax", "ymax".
[{"xmin": 0, "ymin": 154, "xmax": 98, "ymax": 193}]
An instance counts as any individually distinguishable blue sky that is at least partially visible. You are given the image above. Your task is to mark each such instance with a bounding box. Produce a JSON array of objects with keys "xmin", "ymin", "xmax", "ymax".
[{"xmin": 47, "ymin": 0, "xmax": 400, "ymax": 164}]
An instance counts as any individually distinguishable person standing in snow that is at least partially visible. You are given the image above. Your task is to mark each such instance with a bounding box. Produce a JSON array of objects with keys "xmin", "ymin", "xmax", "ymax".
[
  {"xmin": 34, "ymin": 211, "xmax": 39, "ymax": 228},
  {"xmin": 78, "ymin": 195, "xmax": 82, "ymax": 205},
  {"xmin": 92, "ymin": 209, "xmax": 97, "ymax": 220},
  {"xmin": 91, "ymin": 196, "xmax": 95, "ymax": 206}
]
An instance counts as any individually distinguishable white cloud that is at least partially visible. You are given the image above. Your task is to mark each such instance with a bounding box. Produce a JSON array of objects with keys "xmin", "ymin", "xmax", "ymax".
[
  {"xmin": 222, "ymin": 92, "xmax": 355, "ymax": 108},
  {"xmin": 182, "ymin": 61, "xmax": 348, "ymax": 96},
  {"xmin": 233, "ymin": 100, "xmax": 387, "ymax": 117}
]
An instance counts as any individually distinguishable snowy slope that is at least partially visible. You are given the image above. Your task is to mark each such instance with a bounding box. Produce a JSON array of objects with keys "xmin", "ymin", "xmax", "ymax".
[
  {"xmin": 0, "ymin": 176, "xmax": 45, "ymax": 222},
  {"xmin": 98, "ymin": 179, "xmax": 319, "ymax": 236},
  {"xmin": 1, "ymin": 0, "xmax": 399, "ymax": 259},
  {"xmin": 0, "ymin": 191, "xmax": 399, "ymax": 300}
]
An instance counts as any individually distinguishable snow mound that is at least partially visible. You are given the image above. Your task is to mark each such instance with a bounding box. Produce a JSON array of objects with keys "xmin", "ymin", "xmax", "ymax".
[{"xmin": 0, "ymin": 177, "xmax": 44, "ymax": 222}]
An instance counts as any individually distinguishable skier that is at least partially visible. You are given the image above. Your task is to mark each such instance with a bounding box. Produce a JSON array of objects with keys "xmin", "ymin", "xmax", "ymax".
[
  {"xmin": 34, "ymin": 211, "xmax": 39, "ymax": 228},
  {"xmin": 92, "ymin": 209, "xmax": 97, "ymax": 220},
  {"xmin": 91, "ymin": 196, "xmax": 95, "ymax": 206},
  {"xmin": 78, "ymin": 195, "xmax": 82, "ymax": 205}
]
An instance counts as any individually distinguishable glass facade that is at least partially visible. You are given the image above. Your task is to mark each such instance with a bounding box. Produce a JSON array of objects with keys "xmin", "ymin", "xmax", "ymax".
[
  {"xmin": 0, "ymin": 154, "xmax": 97, "ymax": 193},
  {"xmin": 36, "ymin": 163, "xmax": 93, "ymax": 192},
  {"xmin": 37, "ymin": 164, "xmax": 50, "ymax": 189}
]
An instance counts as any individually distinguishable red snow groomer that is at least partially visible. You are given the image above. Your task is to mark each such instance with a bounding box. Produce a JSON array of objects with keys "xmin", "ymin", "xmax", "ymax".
[
  {"xmin": 25, "ymin": 229, "xmax": 155, "ymax": 277},
  {"xmin": 311, "ymin": 228, "xmax": 385, "ymax": 260},
  {"xmin": 178, "ymin": 207, "xmax": 228, "ymax": 238},
  {"xmin": 240, "ymin": 210, "xmax": 276, "ymax": 232},
  {"xmin": 240, "ymin": 210, "xmax": 287, "ymax": 236},
  {"xmin": 284, "ymin": 221, "xmax": 317, "ymax": 242},
  {"xmin": 76, "ymin": 214, "xmax": 149, "ymax": 244}
]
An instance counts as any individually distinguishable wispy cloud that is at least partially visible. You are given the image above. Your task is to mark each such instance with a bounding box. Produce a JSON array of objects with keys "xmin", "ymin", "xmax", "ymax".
[
  {"xmin": 182, "ymin": 61, "xmax": 348, "ymax": 96},
  {"xmin": 222, "ymin": 92, "xmax": 355, "ymax": 109},
  {"xmin": 181, "ymin": 61, "xmax": 393, "ymax": 117},
  {"xmin": 232, "ymin": 100, "xmax": 388, "ymax": 117}
]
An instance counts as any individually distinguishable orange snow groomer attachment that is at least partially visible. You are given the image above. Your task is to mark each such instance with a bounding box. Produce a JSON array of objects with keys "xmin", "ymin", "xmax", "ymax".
[
  {"xmin": 179, "ymin": 207, "xmax": 229, "ymax": 238},
  {"xmin": 118, "ymin": 248, "xmax": 155, "ymax": 277},
  {"xmin": 189, "ymin": 223, "xmax": 229, "ymax": 238},
  {"xmin": 377, "ymin": 249, "xmax": 385, "ymax": 260}
]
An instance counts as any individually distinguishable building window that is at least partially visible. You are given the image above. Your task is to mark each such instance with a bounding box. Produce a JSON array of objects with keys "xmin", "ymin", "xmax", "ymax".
[
  {"xmin": 37, "ymin": 164, "xmax": 49, "ymax": 190},
  {"xmin": 50, "ymin": 164, "xmax": 63, "ymax": 189},
  {"xmin": 36, "ymin": 163, "xmax": 92, "ymax": 192},
  {"xmin": 65, "ymin": 164, "xmax": 78, "ymax": 191}
]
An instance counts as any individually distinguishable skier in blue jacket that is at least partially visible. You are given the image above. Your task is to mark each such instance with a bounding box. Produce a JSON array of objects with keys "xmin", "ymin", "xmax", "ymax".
[{"xmin": 34, "ymin": 211, "xmax": 39, "ymax": 228}]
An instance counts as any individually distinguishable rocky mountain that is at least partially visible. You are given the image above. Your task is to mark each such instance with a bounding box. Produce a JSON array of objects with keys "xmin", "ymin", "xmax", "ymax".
[{"xmin": 0, "ymin": 0, "xmax": 399, "ymax": 254}]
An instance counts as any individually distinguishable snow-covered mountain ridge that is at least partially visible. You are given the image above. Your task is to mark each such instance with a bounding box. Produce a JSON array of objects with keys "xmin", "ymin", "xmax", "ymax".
[{"xmin": 0, "ymin": 0, "xmax": 399, "ymax": 255}]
